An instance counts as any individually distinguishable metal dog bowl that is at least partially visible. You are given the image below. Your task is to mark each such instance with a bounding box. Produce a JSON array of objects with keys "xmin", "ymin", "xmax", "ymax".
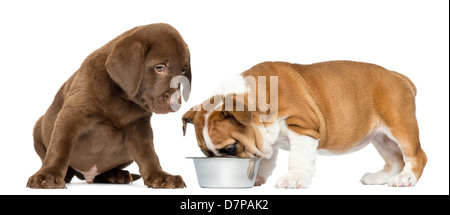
[{"xmin": 188, "ymin": 157, "xmax": 261, "ymax": 188}]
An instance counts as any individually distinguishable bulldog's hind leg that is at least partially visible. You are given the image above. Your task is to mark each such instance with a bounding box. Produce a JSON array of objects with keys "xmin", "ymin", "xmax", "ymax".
[
  {"xmin": 360, "ymin": 134, "xmax": 404, "ymax": 185},
  {"xmin": 376, "ymin": 102, "xmax": 426, "ymax": 186},
  {"xmin": 386, "ymin": 121, "xmax": 427, "ymax": 187},
  {"xmin": 372, "ymin": 77, "xmax": 427, "ymax": 187}
]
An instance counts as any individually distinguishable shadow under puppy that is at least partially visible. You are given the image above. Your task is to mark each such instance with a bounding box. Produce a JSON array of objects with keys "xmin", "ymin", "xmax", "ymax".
[
  {"xmin": 28, "ymin": 23, "xmax": 191, "ymax": 189},
  {"xmin": 182, "ymin": 61, "xmax": 426, "ymax": 188}
]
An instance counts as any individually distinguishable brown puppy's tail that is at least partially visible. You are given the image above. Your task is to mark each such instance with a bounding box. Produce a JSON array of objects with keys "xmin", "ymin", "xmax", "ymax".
[{"xmin": 131, "ymin": 174, "xmax": 142, "ymax": 181}]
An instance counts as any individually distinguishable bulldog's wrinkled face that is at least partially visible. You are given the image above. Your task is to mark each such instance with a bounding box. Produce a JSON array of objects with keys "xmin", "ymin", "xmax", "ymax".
[
  {"xmin": 182, "ymin": 100, "xmax": 272, "ymax": 158},
  {"xmin": 203, "ymin": 110, "xmax": 255, "ymax": 157}
]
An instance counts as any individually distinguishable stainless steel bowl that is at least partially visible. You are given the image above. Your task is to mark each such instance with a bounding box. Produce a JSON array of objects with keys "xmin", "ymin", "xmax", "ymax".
[{"xmin": 188, "ymin": 157, "xmax": 261, "ymax": 188}]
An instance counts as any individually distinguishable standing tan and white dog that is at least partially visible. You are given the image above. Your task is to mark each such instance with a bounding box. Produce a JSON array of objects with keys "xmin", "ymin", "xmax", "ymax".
[{"xmin": 182, "ymin": 61, "xmax": 426, "ymax": 188}]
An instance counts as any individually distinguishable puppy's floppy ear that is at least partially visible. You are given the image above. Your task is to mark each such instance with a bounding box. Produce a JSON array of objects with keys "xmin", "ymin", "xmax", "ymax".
[
  {"xmin": 223, "ymin": 98, "xmax": 253, "ymax": 126},
  {"xmin": 105, "ymin": 33, "xmax": 146, "ymax": 97},
  {"xmin": 182, "ymin": 107, "xmax": 197, "ymax": 136},
  {"xmin": 223, "ymin": 109, "xmax": 253, "ymax": 126}
]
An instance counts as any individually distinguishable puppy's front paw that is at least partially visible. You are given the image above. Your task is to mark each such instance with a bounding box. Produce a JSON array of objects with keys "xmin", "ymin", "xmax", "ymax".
[
  {"xmin": 144, "ymin": 171, "xmax": 186, "ymax": 188},
  {"xmin": 27, "ymin": 171, "xmax": 66, "ymax": 189},
  {"xmin": 254, "ymin": 176, "xmax": 266, "ymax": 186},
  {"xmin": 275, "ymin": 172, "xmax": 311, "ymax": 189}
]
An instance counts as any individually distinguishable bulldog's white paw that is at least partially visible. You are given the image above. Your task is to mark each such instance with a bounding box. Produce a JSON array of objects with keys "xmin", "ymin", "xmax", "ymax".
[
  {"xmin": 275, "ymin": 172, "xmax": 311, "ymax": 189},
  {"xmin": 360, "ymin": 171, "xmax": 392, "ymax": 185},
  {"xmin": 388, "ymin": 171, "xmax": 417, "ymax": 187}
]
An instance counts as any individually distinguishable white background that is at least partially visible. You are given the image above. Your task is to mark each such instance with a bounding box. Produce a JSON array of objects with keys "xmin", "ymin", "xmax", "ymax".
[{"xmin": 0, "ymin": 0, "xmax": 448, "ymax": 195}]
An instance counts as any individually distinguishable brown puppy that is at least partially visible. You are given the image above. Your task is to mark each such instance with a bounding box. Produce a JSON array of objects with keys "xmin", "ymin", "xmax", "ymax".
[
  {"xmin": 27, "ymin": 23, "xmax": 191, "ymax": 189},
  {"xmin": 183, "ymin": 61, "xmax": 426, "ymax": 188}
]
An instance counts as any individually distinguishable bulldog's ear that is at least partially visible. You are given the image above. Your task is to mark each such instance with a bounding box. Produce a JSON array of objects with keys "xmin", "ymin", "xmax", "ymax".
[
  {"xmin": 223, "ymin": 99, "xmax": 253, "ymax": 126},
  {"xmin": 221, "ymin": 95, "xmax": 253, "ymax": 126},
  {"xmin": 105, "ymin": 31, "xmax": 146, "ymax": 97},
  {"xmin": 224, "ymin": 109, "xmax": 253, "ymax": 126},
  {"xmin": 182, "ymin": 108, "xmax": 197, "ymax": 136}
]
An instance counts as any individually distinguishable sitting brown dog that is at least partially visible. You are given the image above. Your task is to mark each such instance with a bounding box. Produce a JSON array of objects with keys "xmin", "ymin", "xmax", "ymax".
[{"xmin": 27, "ymin": 23, "xmax": 191, "ymax": 189}]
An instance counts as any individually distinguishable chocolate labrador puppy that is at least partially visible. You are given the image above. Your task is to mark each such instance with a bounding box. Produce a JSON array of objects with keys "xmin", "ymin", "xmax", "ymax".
[{"xmin": 27, "ymin": 23, "xmax": 191, "ymax": 189}]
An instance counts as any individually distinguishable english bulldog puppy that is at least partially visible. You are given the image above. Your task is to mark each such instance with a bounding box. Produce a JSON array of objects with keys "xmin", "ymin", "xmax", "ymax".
[{"xmin": 182, "ymin": 61, "xmax": 427, "ymax": 188}]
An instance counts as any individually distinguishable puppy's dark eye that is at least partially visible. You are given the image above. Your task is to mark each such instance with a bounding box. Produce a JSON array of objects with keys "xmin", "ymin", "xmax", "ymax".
[
  {"xmin": 219, "ymin": 142, "xmax": 238, "ymax": 155},
  {"xmin": 181, "ymin": 67, "xmax": 187, "ymax": 75},
  {"xmin": 155, "ymin": 65, "xmax": 166, "ymax": 73}
]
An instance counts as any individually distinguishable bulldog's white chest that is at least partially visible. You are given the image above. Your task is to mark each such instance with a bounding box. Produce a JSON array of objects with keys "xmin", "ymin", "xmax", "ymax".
[{"xmin": 257, "ymin": 118, "xmax": 291, "ymax": 153}]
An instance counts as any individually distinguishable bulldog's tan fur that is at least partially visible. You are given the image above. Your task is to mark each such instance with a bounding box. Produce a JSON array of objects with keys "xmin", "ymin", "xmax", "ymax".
[{"xmin": 183, "ymin": 61, "xmax": 426, "ymax": 187}]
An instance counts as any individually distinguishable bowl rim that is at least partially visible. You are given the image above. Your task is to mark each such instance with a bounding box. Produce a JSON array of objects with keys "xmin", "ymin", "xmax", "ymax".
[{"xmin": 186, "ymin": 157, "xmax": 260, "ymax": 160}]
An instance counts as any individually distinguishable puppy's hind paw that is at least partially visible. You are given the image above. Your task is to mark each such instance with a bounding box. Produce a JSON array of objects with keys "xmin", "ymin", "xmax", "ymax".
[
  {"xmin": 93, "ymin": 168, "xmax": 141, "ymax": 184},
  {"xmin": 388, "ymin": 171, "xmax": 417, "ymax": 187},
  {"xmin": 360, "ymin": 171, "xmax": 392, "ymax": 185}
]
